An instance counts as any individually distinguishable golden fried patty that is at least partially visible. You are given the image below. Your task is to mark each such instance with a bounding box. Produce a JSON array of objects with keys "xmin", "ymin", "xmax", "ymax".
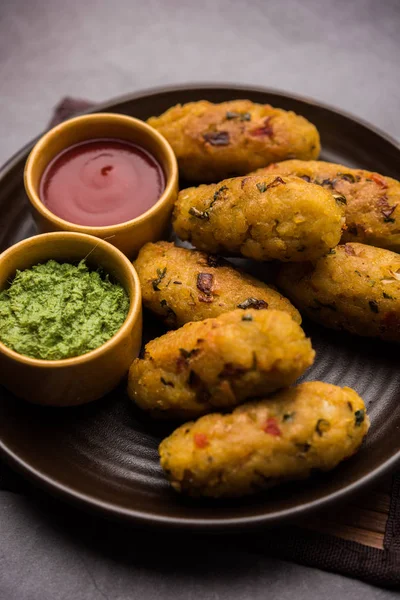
[
  {"xmin": 277, "ymin": 243, "xmax": 400, "ymax": 342},
  {"xmin": 255, "ymin": 159, "xmax": 400, "ymax": 252},
  {"xmin": 159, "ymin": 382, "xmax": 369, "ymax": 498},
  {"xmin": 128, "ymin": 309, "xmax": 314, "ymax": 419},
  {"xmin": 173, "ymin": 174, "xmax": 345, "ymax": 262},
  {"xmin": 147, "ymin": 100, "xmax": 320, "ymax": 182},
  {"xmin": 134, "ymin": 241, "xmax": 301, "ymax": 327}
]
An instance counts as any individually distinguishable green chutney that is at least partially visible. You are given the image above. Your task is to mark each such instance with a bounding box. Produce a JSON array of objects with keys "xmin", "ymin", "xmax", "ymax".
[{"xmin": 0, "ymin": 259, "xmax": 129, "ymax": 360}]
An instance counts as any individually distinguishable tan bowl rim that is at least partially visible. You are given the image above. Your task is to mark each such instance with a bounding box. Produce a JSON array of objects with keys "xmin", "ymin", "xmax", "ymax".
[
  {"xmin": 0, "ymin": 231, "xmax": 142, "ymax": 368},
  {"xmin": 24, "ymin": 112, "xmax": 178, "ymax": 234}
]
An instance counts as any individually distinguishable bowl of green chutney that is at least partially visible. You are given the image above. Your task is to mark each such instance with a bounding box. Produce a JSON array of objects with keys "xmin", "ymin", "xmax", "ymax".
[{"xmin": 0, "ymin": 231, "xmax": 142, "ymax": 406}]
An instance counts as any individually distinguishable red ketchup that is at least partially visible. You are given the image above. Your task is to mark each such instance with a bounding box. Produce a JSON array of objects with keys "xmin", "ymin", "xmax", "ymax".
[{"xmin": 40, "ymin": 139, "xmax": 165, "ymax": 226}]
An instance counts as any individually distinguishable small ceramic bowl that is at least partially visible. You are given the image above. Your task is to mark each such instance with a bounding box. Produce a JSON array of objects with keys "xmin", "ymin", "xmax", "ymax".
[
  {"xmin": 0, "ymin": 232, "xmax": 142, "ymax": 406},
  {"xmin": 24, "ymin": 113, "xmax": 179, "ymax": 258}
]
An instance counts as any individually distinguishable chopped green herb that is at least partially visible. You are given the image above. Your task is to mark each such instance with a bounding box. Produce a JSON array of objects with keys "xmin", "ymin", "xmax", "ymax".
[
  {"xmin": 355, "ymin": 270, "xmax": 362, "ymax": 277},
  {"xmin": 282, "ymin": 412, "xmax": 295, "ymax": 422},
  {"xmin": 327, "ymin": 249, "xmax": 336, "ymax": 255},
  {"xmin": 256, "ymin": 177, "xmax": 286, "ymax": 194},
  {"xmin": 190, "ymin": 187, "xmax": 227, "ymax": 222},
  {"xmin": 210, "ymin": 186, "xmax": 228, "ymax": 210},
  {"xmin": 160, "ymin": 377, "xmax": 174, "ymax": 387},
  {"xmin": 320, "ymin": 178, "xmax": 335, "ymax": 188},
  {"xmin": 256, "ymin": 182, "xmax": 268, "ymax": 193},
  {"xmin": 152, "ymin": 267, "xmax": 167, "ymax": 291},
  {"xmin": 189, "ymin": 207, "xmax": 209, "ymax": 220},
  {"xmin": 226, "ymin": 111, "xmax": 239, "ymax": 120},
  {"xmin": 333, "ymin": 193, "xmax": 347, "ymax": 205},
  {"xmin": 383, "ymin": 292, "xmax": 394, "ymax": 299},
  {"xmin": 367, "ymin": 280, "xmax": 376, "ymax": 287},
  {"xmin": 173, "ymin": 280, "xmax": 182, "ymax": 285},
  {"xmin": 315, "ymin": 419, "xmax": 330, "ymax": 436},
  {"xmin": 237, "ymin": 297, "xmax": 268, "ymax": 310},
  {"xmin": 226, "ymin": 111, "xmax": 251, "ymax": 121},
  {"xmin": 337, "ymin": 172, "xmax": 356, "ymax": 183},
  {"xmin": 354, "ymin": 409, "xmax": 365, "ymax": 426},
  {"xmin": 241, "ymin": 314, "xmax": 253, "ymax": 321},
  {"xmin": 369, "ymin": 300, "xmax": 379, "ymax": 313}
]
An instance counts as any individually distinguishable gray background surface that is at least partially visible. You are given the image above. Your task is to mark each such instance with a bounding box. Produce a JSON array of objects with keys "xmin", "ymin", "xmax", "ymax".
[{"xmin": 0, "ymin": 0, "xmax": 399, "ymax": 598}]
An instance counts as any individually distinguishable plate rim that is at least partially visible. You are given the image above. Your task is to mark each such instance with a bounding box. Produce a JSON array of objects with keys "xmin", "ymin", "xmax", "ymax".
[
  {"xmin": 1, "ymin": 83, "xmax": 400, "ymax": 530},
  {"xmin": 1, "ymin": 431, "xmax": 399, "ymax": 530},
  {"xmin": 2, "ymin": 83, "xmax": 400, "ymax": 185}
]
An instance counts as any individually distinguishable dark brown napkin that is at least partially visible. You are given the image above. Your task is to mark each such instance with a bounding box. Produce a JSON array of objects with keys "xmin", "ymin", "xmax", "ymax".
[
  {"xmin": 1, "ymin": 97, "xmax": 399, "ymax": 589},
  {"xmin": 47, "ymin": 97, "xmax": 95, "ymax": 128}
]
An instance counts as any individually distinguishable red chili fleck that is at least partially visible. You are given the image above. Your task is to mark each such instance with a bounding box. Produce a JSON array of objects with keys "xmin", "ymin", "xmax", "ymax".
[
  {"xmin": 194, "ymin": 433, "xmax": 209, "ymax": 448},
  {"xmin": 381, "ymin": 205, "xmax": 397, "ymax": 220},
  {"xmin": 371, "ymin": 173, "xmax": 388, "ymax": 189},
  {"xmin": 250, "ymin": 117, "xmax": 273, "ymax": 137},
  {"xmin": 344, "ymin": 244, "xmax": 356, "ymax": 256},
  {"xmin": 376, "ymin": 196, "xmax": 390, "ymax": 209},
  {"xmin": 197, "ymin": 273, "xmax": 214, "ymax": 295},
  {"xmin": 198, "ymin": 293, "xmax": 214, "ymax": 303},
  {"xmin": 263, "ymin": 417, "xmax": 281, "ymax": 436}
]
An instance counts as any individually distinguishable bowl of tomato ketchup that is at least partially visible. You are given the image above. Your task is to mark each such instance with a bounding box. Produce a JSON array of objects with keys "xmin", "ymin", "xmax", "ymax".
[{"xmin": 24, "ymin": 113, "xmax": 179, "ymax": 257}]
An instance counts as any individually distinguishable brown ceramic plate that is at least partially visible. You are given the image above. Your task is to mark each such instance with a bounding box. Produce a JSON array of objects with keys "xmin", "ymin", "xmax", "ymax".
[{"xmin": 1, "ymin": 85, "xmax": 400, "ymax": 530}]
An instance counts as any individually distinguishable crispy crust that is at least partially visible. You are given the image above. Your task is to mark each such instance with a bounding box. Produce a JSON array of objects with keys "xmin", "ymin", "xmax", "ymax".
[
  {"xmin": 148, "ymin": 100, "xmax": 320, "ymax": 182},
  {"xmin": 134, "ymin": 241, "xmax": 301, "ymax": 327},
  {"xmin": 173, "ymin": 174, "xmax": 345, "ymax": 262},
  {"xmin": 277, "ymin": 242, "xmax": 400, "ymax": 341},
  {"xmin": 159, "ymin": 382, "xmax": 369, "ymax": 497},
  {"xmin": 256, "ymin": 159, "xmax": 400, "ymax": 252},
  {"xmin": 128, "ymin": 309, "xmax": 314, "ymax": 419}
]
